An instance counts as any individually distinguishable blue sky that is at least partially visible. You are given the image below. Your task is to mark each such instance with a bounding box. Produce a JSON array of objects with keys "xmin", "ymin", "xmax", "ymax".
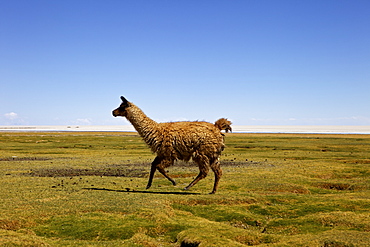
[{"xmin": 1, "ymin": 0, "xmax": 369, "ymax": 126}]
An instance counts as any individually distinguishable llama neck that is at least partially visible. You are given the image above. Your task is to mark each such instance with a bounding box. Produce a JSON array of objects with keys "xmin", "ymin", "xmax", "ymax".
[{"xmin": 125, "ymin": 103, "xmax": 159, "ymax": 139}]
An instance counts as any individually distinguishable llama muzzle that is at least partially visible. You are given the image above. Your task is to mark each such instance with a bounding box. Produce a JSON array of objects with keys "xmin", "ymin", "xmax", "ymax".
[{"xmin": 112, "ymin": 109, "xmax": 119, "ymax": 117}]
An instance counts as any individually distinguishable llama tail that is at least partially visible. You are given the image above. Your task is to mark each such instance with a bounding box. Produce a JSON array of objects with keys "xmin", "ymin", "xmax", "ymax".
[{"xmin": 214, "ymin": 118, "xmax": 232, "ymax": 133}]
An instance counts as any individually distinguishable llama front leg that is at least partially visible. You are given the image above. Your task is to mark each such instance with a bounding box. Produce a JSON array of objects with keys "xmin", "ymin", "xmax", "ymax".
[
  {"xmin": 156, "ymin": 165, "xmax": 176, "ymax": 186},
  {"xmin": 146, "ymin": 157, "xmax": 176, "ymax": 189},
  {"xmin": 146, "ymin": 156, "xmax": 162, "ymax": 189},
  {"xmin": 156, "ymin": 158, "xmax": 176, "ymax": 186}
]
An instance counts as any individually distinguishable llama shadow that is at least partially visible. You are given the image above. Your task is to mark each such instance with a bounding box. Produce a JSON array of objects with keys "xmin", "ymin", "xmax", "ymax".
[{"xmin": 83, "ymin": 187, "xmax": 201, "ymax": 195}]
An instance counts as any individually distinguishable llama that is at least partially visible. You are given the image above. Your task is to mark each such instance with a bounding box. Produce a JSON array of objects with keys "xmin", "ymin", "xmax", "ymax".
[{"xmin": 112, "ymin": 96, "xmax": 231, "ymax": 194}]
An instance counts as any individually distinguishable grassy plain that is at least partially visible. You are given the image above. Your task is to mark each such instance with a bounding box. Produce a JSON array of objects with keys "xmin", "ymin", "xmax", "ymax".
[{"xmin": 0, "ymin": 132, "xmax": 369, "ymax": 246}]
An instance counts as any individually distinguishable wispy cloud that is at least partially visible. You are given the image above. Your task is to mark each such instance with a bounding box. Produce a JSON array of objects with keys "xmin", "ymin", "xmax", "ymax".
[
  {"xmin": 75, "ymin": 118, "xmax": 92, "ymax": 125},
  {"xmin": 4, "ymin": 112, "xmax": 18, "ymax": 120},
  {"xmin": 2, "ymin": 112, "xmax": 27, "ymax": 125}
]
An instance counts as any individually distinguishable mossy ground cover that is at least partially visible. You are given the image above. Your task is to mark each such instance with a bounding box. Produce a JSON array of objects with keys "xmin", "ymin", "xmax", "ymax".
[{"xmin": 0, "ymin": 132, "xmax": 369, "ymax": 246}]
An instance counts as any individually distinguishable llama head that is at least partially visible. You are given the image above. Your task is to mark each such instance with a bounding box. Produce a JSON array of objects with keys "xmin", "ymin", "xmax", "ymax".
[{"xmin": 112, "ymin": 96, "xmax": 130, "ymax": 117}]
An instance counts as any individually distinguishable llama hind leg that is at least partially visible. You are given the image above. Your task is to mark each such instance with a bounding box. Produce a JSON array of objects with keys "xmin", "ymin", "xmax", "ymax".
[
  {"xmin": 210, "ymin": 158, "xmax": 222, "ymax": 194},
  {"xmin": 184, "ymin": 155, "xmax": 210, "ymax": 191}
]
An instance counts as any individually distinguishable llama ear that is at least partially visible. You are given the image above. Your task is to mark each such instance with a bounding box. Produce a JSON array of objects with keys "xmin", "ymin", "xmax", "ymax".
[{"xmin": 120, "ymin": 96, "xmax": 128, "ymax": 104}]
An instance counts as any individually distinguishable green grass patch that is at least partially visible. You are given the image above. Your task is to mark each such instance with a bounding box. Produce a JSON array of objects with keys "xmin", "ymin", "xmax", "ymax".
[{"xmin": 35, "ymin": 212, "xmax": 155, "ymax": 241}]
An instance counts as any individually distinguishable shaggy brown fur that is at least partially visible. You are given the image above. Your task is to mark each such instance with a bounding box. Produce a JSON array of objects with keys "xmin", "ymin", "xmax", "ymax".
[
  {"xmin": 214, "ymin": 118, "xmax": 232, "ymax": 133},
  {"xmin": 112, "ymin": 96, "xmax": 231, "ymax": 194}
]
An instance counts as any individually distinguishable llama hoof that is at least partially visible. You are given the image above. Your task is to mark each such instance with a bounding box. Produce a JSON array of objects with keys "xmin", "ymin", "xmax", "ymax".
[{"xmin": 146, "ymin": 185, "xmax": 151, "ymax": 189}]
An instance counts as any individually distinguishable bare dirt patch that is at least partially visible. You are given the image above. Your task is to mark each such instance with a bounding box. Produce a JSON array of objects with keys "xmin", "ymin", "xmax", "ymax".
[
  {"xmin": 316, "ymin": 182, "xmax": 355, "ymax": 191},
  {"xmin": 25, "ymin": 160, "xmax": 272, "ymax": 178},
  {"xmin": 27, "ymin": 164, "xmax": 148, "ymax": 178},
  {"xmin": 0, "ymin": 157, "xmax": 52, "ymax": 161}
]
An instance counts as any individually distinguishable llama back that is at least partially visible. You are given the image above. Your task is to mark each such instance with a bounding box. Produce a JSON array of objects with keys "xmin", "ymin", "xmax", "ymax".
[{"xmin": 152, "ymin": 121, "xmax": 225, "ymax": 161}]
